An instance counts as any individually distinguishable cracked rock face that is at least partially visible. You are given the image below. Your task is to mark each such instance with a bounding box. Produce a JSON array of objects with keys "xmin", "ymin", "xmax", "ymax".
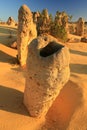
[
  {"xmin": 24, "ymin": 34, "xmax": 70, "ymax": 117},
  {"xmin": 17, "ymin": 4, "xmax": 37, "ymax": 66}
]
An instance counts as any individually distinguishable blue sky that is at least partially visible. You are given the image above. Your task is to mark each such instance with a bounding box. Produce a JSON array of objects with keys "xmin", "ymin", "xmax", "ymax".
[{"xmin": 0, "ymin": 0, "xmax": 87, "ymax": 22}]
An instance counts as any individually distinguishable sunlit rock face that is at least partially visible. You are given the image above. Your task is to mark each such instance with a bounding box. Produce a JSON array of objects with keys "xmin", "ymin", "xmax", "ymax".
[
  {"xmin": 36, "ymin": 9, "xmax": 50, "ymax": 35},
  {"xmin": 55, "ymin": 11, "xmax": 69, "ymax": 33},
  {"xmin": 76, "ymin": 17, "xmax": 84, "ymax": 36},
  {"xmin": 24, "ymin": 34, "xmax": 70, "ymax": 117},
  {"xmin": 17, "ymin": 4, "xmax": 37, "ymax": 66}
]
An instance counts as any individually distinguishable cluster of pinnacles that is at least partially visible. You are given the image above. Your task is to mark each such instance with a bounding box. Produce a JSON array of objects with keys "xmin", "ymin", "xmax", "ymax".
[{"xmin": 17, "ymin": 5, "xmax": 70, "ymax": 117}]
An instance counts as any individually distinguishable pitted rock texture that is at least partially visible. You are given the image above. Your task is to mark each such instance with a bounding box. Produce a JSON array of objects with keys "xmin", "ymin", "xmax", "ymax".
[
  {"xmin": 17, "ymin": 4, "xmax": 37, "ymax": 66},
  {"xmin": 76, "ymin": 17, "xmax": 84, "ymax": 36},
  {"xmin": 24, "ymin": 34, "xmax": 70, "ymax": 117}
]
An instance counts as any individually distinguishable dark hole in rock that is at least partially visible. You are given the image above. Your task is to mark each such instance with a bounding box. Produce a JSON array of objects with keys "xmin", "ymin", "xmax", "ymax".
[
  {"xmin": 40, "ymin": 42, "xmax": 64, "ymax": 57},
  {"xmin": 44, "ymin": 37, "xmax": 47, "ymax": 41}
]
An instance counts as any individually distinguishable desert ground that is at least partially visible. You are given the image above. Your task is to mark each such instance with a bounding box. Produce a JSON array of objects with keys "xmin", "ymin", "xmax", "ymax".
[{"xmin": 0, "ymin": 24, "xmax": 87, "ymax": 130}]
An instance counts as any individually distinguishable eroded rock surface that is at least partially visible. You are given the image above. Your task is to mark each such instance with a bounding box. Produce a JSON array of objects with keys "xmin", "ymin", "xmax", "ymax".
[
  {"xmin": 24, "ymin": 34, "xmax": 70, "ymax": 117},
  {"xmin": 17, "ymin": 4, "xmax": 37, "ymax": 66}
]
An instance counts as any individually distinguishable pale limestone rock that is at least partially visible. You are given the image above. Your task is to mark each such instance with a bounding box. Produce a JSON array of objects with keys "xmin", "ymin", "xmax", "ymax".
[
  {"xmin": 37, "ymin": 9, "xmax": 50, "ymax": 35},
  {"xmin": 24, "ymin": 34, "xmax": 70, "ymax": 117},
  {"xmin": 17, "ymin": 4, "xmax": 37, "ymax": 66},
  {"xmin": 7, "ymin": 17, "xmax": 16, "ymax": 26},
  {"xmin": 76, "ymin": 17, "xmax": 84, "ymax": 36},
  {"xmin": 11, "ymin": 41, "xmax": 17, "ymax": 49},
  {"xmin": 33, "ymin": 11, "xmax": 40, "ymax": 23},
  {"xmin": 55, "ymin": 11, "xmax": 69, "ymax": 32}
]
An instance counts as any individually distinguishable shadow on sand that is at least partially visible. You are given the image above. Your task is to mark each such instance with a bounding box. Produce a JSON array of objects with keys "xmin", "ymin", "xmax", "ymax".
[
  {"xmin": 0, "ymin": 85, "xmax": 29, "ymax": 116},
  {"xmin": 0, "ymin": 26, "xmax": 17, "ymax": 34},
  {"xmin": 70, "ymin": 49, "xmax": 87, "ymax": 56},
  {"xmin": 0, "ymin": 50, "xmax": 17, "ymax": 64},
  {"xmin": 0, "ymin": 35, "xmax": 16, "ymax": 45},
  {"xmin": 70, "ymin": 63, "xmax": 87, "ymax": 74},
  {"xmin": 0, "ymin": 26, "xmax": 17, "ymax": 44}
]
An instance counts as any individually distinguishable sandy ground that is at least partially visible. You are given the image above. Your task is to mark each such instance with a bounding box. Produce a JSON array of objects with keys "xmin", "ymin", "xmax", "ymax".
[{"xmin": 0, "ymin": 25, "xmax": 87, "ymax": 130}]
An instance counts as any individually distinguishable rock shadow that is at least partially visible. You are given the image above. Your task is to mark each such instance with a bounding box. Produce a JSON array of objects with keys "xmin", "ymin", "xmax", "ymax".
[
  {"xmin": 70, "ymin": 63, "xmax": 87, "ymax": 74},
  {"xmin": 0, "ymin": 26, "xmax": 17, "ymax": 44},
  {"xmin": 0, "ymin": 26, "xmax": 17, "ymax": 35},
  {"xmin": 0, "ymin": 50, "xmax": 17, "ymax": 64},
  {"xmin": 0, "ymin": 85, "xmax": 29, "ymax": 116},
  {"xmin": 0, "ymin": 35, "xmax": 17, "ymax": 45},
  {"xmin": 70, "ymin": 49, "xmax": 87, "ymax": 56}
]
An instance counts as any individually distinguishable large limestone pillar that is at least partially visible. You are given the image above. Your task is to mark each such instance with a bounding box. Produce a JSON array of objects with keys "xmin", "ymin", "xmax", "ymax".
[
  {"xmin": 17, "ymin": 4, "xmax": 37, "ymax": 66},
  {"xmin": 24, "ymin": 34, "xmax": 70, "ymax": 117}
]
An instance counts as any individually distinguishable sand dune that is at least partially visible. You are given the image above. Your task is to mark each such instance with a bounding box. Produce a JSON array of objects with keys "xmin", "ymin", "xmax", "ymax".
[{"xmin": 0, "ymin": 25, "xmax": 87, "ymax": 130}]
